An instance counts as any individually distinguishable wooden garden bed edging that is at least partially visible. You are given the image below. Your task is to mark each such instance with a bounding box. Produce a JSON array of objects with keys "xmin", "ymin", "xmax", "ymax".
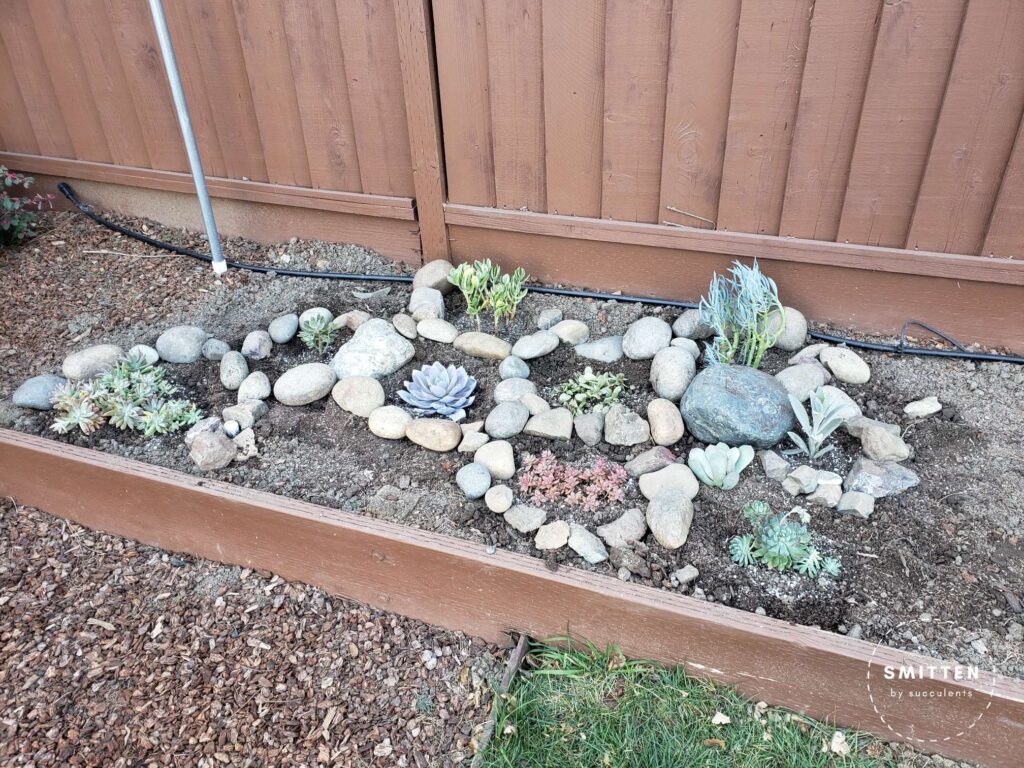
[{"xmin": 1, "ymin": 429, "xmax": 1022, "ymax": 767}]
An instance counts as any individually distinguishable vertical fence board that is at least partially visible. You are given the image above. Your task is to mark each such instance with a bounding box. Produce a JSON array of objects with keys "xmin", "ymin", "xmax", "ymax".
[
  {"xmin": 74, "ymin": 0, "xmax": 151, "ymax": 169},
  {"xmin": 0, "ymin": 32, "xmax": 40, "ymax": 155},
  {"xmin": 601, "ymin": 0, "xmax": 672, "ymax": 223},
  {"xmin": 182, "ymin": 1, "xmax": 268, "ymax": 182},
  {"xmin": 104, "ymin": 0, "xmax": 187, "ymax": 172},
  {"xmin": 27, "ymin": 1, "xmax": 113, "ymax": 164},
  {"xmin": 432, "ymin": 0, "xmax": 496, "ymax": 206},
  {"xmin": 779, "ymin": 0, "xmax": 880, "ymax": 241},
  {"xmin": 659, "ymin": 0, "xmax": 741, "ymax": 229},
  {"xmin": 718, "ymin": 0, "xmax": 813, "ymax": 235},
  {"xmin": 484, "ymin": 0, "xmax": 546, "ymax": 210},
  {"xmin": 233, "ymin": 1, "xmax": 311, "ymax": 188},
  {"xmin": 838, "ymin": 0, "xmax": 966, "ymax": 247},
  {"xmin": 0, "ymin": 1, "xmax": 74, "ymax": 158},
  {"xmin": 907, "ymin": 0, "xmax": 1024, "ymax": 255},
  {"xmin": 542, "ymin": 0, "xmax": 605, "ymax": 217},
  {"xmin": 280, "ymin": 0, "xmax": 362, "ymax": 193},
  {"xmin": 983, "ymin": 118, "xmax": 1024, "ymax": 257},
  {"xmin": 336, "ymin": 0, "xmax": 415, "ymax": 197}
]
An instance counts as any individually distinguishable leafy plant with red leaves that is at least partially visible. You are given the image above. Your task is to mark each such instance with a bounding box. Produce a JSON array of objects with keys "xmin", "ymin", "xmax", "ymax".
[{"xmin": 517, "ymin": 450, "xmax": 627, "ymax": 512}]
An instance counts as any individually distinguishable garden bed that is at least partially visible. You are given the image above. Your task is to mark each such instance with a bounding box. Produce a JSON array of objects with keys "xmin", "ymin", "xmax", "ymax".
[{"xmin": 2, "ymin": 212, "xmax": 1021, "ymax": 685}]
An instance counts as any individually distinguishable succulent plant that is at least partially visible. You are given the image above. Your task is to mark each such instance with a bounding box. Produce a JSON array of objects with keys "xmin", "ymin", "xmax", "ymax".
[
  {"xmin": 489, "ymin": 267, "xmax": 529, "ymax": 329},
  {"xmin": 729, "ymin": 500, "xmax": 840, "ymax": 580},
  {"xmin": 557, "ymin": 367, "xmax": 625, "ymax": 415},
  {"xmin": 788, "ymin": 388, "xmax": 846, "ymax": 460},
  {"xmin": 398, "ymin": 362, "xmax": 477, "ymax": 419},
  {"xmin": 699, "ymin": 259, "xmax": 782, "ymax": 368},
  {"xmin": 299, "ymin": 314, "xmax": 338, "ymax": 354},
  {"xmin": 448, "ymin": 260, "xmax": 499, "ymax": 326},
  {"xmin": 687, "ymin": 442, "xmax": 754, "ymax": 490}
]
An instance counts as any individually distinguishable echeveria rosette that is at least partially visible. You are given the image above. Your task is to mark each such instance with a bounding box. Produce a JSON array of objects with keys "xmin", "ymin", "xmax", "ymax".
[{"xmin": 398, "ymin": 362, "xmax": 477, "ymax": 420}]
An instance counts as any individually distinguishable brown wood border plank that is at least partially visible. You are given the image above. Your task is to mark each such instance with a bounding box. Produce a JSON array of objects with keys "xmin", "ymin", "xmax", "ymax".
[
  {"xmin": 1, "ymin": 430, "xmax": 1022, "ymax": 767},
  {"xmin": 0, "ymin": 152, "xmax": 415, "ymax": 221}
]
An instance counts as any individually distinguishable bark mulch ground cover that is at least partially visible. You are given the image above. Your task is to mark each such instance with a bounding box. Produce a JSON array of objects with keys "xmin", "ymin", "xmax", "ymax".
[{"xmin": 0, "ymin": 498, "xmax": 502, "ymax": 767}]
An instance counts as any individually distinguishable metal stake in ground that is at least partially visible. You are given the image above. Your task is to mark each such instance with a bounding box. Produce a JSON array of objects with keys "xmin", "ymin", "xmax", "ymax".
[{"xmin": 145, "ymin": 0, "xmax": 227, "ymax": 276}]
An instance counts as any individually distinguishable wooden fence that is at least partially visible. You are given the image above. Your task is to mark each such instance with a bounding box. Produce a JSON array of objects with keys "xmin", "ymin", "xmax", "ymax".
[{"xmin": 2, "ymin": 0, "xmax": 1023, "ymax": 349}]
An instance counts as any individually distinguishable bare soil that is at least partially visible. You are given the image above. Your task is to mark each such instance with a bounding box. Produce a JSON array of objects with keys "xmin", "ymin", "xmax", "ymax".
[{"xmin": 1, "ymin": 211, "xmax": 1022, "ymax": 681}]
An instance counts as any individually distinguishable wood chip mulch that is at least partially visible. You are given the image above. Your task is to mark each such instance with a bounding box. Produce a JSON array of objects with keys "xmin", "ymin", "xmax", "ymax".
[{"xmin": 0, "ymin": 498, "xmax": 501, "ymax": 767}]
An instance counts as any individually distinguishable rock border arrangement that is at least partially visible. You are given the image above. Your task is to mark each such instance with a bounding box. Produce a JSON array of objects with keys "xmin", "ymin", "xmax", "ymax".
[{"xmin": 14, "ymin": 259, "xmax": 936, "ymax": 582}]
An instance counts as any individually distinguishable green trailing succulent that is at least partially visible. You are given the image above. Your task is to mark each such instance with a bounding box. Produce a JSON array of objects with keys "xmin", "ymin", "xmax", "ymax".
[
  {"xmin": 51, "ymin": 352, "xmax": 202, "ymax": 437},
  {"xmin": 729, "ymin": 501, "xmax": 841, "ymax": 579},
  {"xmin": 788, "ymin": 387, "xmax": 846, "ymax": 461},
  {"xmin": 687, "ymin": 442, "xmax": 754, "ymax": 490},
  {"xmin": 298, "ymin": 314, "xmax": 338, "ymax": 354},
  {"xmin": 448, "ymin": 259, "xmax": 530, "ymax": 330},
  {"xmin": 699, "ymin": 259, "xmax": 783, "ymax": 368},
  {"xmin": 557, "ymin": 367, "xmax": 625, "ymax": 415}
]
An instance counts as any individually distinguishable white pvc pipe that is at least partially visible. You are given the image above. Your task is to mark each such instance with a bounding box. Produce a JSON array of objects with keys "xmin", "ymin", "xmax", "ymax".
[{"xmin": 146, "ymin": 0, "xmax": 227, "ymax": 275}]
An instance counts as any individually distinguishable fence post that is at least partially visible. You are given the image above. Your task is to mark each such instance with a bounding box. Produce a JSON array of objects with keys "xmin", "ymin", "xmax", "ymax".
[{"xmin": 394, "ymin": 0, "xmax": 450, "ymax": 262}]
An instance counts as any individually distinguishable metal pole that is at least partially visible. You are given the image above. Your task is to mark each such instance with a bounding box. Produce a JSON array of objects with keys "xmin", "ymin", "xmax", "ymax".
[{"xmin": 146, "ymin": 0, "xmax": 227, "ymax": 275}]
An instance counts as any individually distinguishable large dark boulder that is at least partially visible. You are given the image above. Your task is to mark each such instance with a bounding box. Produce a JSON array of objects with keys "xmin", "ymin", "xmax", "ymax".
[{"xmin": 679, "ymin": 365, "xmax": 794, "ymax": 449}]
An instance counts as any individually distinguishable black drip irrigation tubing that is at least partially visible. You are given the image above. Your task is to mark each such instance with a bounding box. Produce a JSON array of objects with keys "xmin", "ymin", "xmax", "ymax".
[{"xmin": 58, "ymin": 182, "xmax": 1024, "ymax": 365}]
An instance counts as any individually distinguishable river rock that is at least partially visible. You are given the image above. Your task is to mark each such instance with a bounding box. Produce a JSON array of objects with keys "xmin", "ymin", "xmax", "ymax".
[
  {"xmin": 550, "ymin": 319, "xmax": 589, "ymax": 345},
  {"xmin": 904, "ymin": 396, "xmax": 942, "ymax": 418},
  {"xmin": 650, "ymin": 347, "xmax": 696, "ymax": 401},
  {"xmin": 624, "ymin": 446, "xmax": 675, "ymax": 477},
  {"xmin": 511, "ymin": 331, "xmax": 559, "ymax": 360},
  {"xmin": 574, "ymin": 336, "xmax": 623, "ymax": 363},
  {"xmin": 639, "ymin": 464, "xmax": 699, "ymax": 501},
  {"xmin": 222, "ymin": 400, "xmax": 268, "ymax": 430},
  {"xmin": 623, "ymin": 317, "xmax": 672, "ymax": 360},
  {"xmin": 645, "ymin": 492, "xmax": 694, "ymax": 550},
  {"xmin": 498, "ymin": 356, "xmax": 529, "ymax": 380},
  {"xmin": 185, "ymin": 417, "xmax": 221, "ymax": 448},
  {"xmin": 820, "ymin": 347, "xmax": 870, "ymax": 384},
  {"xmin": 767, "ymin": 307, "xmax": 808, "ymax": 351},
  {"xmin": 331, "ymin": 319, "xmax": 415, "ymax": 379},
  {"xmin": 647, "ymin": 398, "xmax": 685, "ymax": 446},
  {"xmin": 534, "ymin": 520, "xmax": 570, "ymax": 550},
  {"xmin": 536, "ymin": 308, "xmax": 563, "ymax": 330},
  {"xmin": 596, "ymin": 508, "xmax": 647, "ymax": 549},
  {"xmin": 201, "ymin": 338, "xmax": 230, "ymax": 361},
  {"xmin": 241, "ymin": 330, "xmax": 273, "ymax": 360},
  {"xmin": 392, "ymin": 313, "xmax": 418, "ymax": 339},
  {"xmin": 670, "ymin": 337, "xmax": 701, "ymax": 359},
  {"xmin": 610, "ymin": 547, "xmax": 650, "ymax": 578},
  {"xmin": 332, "ymin": 310, "xmax": 371, "ymax": 332},
  {"xmin": 860, "ymin": 425, "xmax": 911, "ymax": 462},
  {"xmin": 268, "ymin": 313, "xmax": 299, "ymax": 344},
  {"xmin": 604, "ymin": 404, "xmax": 650, "ymax": 446},
  {"xmin": 220, "ymin": 351, "xmax": 248, "ymax": 390},
  {"xmin": 274, "ymin": 363, "xmax": 336, "ymax": 405},
  {"xmin": 128, "ymin": 344, "xmax": 159, "ymax": 365},
  {"xmin": 485, "ymin": 484, "xmax": 514, "ymax": 513},
  {"xmin": 789, "ymin": 343, "xmax": 830, "ymax": 365},
  {"xmin": 474, "ymin": 440, "xmax": 515, "ymax": 480},
  {"xmin": 844, "ymin": 458, "xmax": 920, "ymax": 498},
  {"xmin": 672, "ymin": 309, "xmax": 714, "ymax": 339},
  {"xmin": 458, "ymin": 431, "xmax": 489, "ymax": 452},
  {"xmin": 300, "ymin": 307, "xmax": 333, "ymax": 327},
  {"xmin": 406, "ymin": 418, "xmax": 462, "ymax": 451},
  {"xmin": 517, "ymin": 393, "xmax": 547, "ymax": 416},
  {"xmin": 332, "ymin": 376, "xmax": 385, "ymax": 417},
  {"xmin": 485, "ymin": 401, "xmax": 530, "ymax": 438},
  {"xmin": 409, "ymin": 287, "xmax": 445, "ymax": 321},
  {"xmin": 456, "ymin": 462, "xmax": 491, "ymax": 499},
  {"xmin": 504, "ymin": 505, "xmax": 547, "ymax": 533},
  {"xmin": 524, "ymin": 408, "xmax": 573, "ymax": 440},
  {"xmin": 189, "ymin": 428, "xmax": 237, "ymax": 471},
  {"xmin": 13, "ymin": 374, "xmax": 66, "ymax": 410},
  {"xmin": 417, "ymin": 318, "xmax": 459, "ymax": 343},
  {"xmin": 413, "ymin": 259, "xmax": 455, "ymax": 294},
  {"xmin": 679, "ymin": 365, "xmax": 794, "ymax": 449},
  {"xmin": 156, "ymin": 327, "xmax": 209, "ymax": 364},
  {"xmin": 62, "ymin": 344, "xmax": 123, "ymax": 380},
  {"xmin": 237, "ymin": 371, "xmax": 271, "ymax": 402},
  {"xmin": 775, "ymin": 363, "xmax": 828, "ymax": 402},
  {"xmin": 454, "ymin": 331, "xmax": 512, "ymax": 360},
  {"xmin": 574, "ymin": 412, "xmax": 605, "ymax": 447},
  {"xmin": 806, "ymin": 471, "xmax": 843, "ymax": 507},
  {"xmin": 367, "ymin": 405, "xmax": 411, "ymax": 439},
  {"xmin": 494, "ymin": 377, "xmax": 537, "ymax": 403},
  {"xmin": 568, "ymin": 524, "xmax": 609, "ymax": 564},
  {"xmin": 782, "ymin": 465, "xmax": 819, "ymax": 496}
]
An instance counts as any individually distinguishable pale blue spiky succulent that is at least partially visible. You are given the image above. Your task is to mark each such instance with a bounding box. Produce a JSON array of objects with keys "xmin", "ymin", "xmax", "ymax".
[{"xmin": 398, "ymin": 362, "xmax": 477, "ymax": 419}]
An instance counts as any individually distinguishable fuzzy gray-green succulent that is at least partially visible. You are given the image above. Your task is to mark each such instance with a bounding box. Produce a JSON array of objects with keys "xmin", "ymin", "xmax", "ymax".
[
  {"xmin": 557, "ymin": 367, "xmax": 625, "ymax": 415},
  {"xmin": 788, "ymin": 387, "xmax": 846, "ymax": 460},
  {"xmin": 687, "ymin": 442, "xmax": 754, "ymax": 490}
]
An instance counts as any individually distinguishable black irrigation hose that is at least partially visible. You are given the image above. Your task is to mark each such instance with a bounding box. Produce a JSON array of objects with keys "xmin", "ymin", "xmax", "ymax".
[{"xmin": 58, "ymin": 182, "xmax": 1024, "ymax": 365}]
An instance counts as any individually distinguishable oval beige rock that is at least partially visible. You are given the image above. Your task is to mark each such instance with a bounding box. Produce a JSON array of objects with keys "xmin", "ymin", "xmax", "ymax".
[
  {"xmin": 368, "ymin": 405, "xmax": 411, "ymax": 439},
  {"xmin": 273, "ymin": 363, "xmax": 336, "ymax": 406},
  {"xmin": 406, "ymin": 418, "xmax": 462, "ymax": 452},
  {"xmin": 453, "ymin": 331, "xmax": 512, "ymax": 360},
  {"xmin": 332, "ymin": 376, "xmax": 385, "ymax": 417},
  {"xmin": 647, "ymin": 398, "xmax": 685, "ymax": 446}
]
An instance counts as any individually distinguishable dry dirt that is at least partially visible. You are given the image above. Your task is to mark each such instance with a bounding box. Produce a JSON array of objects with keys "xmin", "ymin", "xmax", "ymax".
[{"xmin": 1, "ymin": 211, "xmax": 1022, "ymax": 683}]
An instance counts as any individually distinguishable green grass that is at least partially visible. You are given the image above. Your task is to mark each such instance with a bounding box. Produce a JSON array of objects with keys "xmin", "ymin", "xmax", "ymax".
[{"xmin": 479, "ymin": 641, "xmax": 895, "ymax": 768}]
